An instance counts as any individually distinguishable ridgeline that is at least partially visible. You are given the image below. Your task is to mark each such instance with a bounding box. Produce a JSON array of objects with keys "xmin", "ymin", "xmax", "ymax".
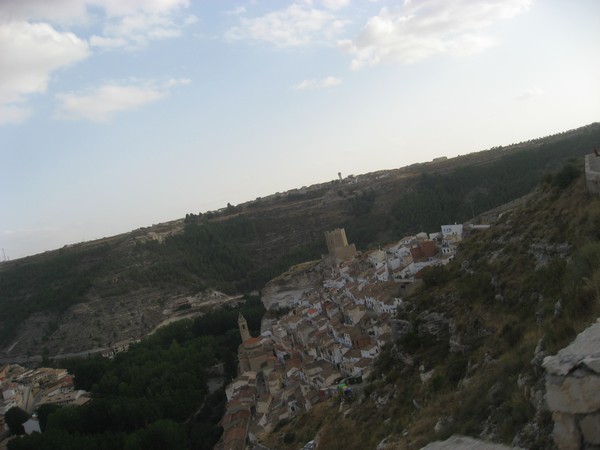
[{"xmin": 1, "ymin": 123, "xmax": 599, "ymax": 362}]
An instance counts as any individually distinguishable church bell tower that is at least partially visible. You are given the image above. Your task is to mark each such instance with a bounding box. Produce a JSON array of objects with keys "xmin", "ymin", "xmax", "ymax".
[{"xmin": 238, "ymin": 313, "xmax": 251, "ymax": 342}]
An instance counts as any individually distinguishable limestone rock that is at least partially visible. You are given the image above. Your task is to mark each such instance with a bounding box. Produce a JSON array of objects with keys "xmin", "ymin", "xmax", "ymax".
[
  {"xmin": 582, "ymin": 356, "xmax": 600, "ymax": 374},
  {"xmin": 417, "ymin": 312, "xmax": 450, "ymax": 338},
  {"xmin": 376, "ymin": 434, "xmax": 403, "ymax": 449},
  {"xmin": 434, "ymin": 417, "xmax": 451, "ymax": 435},
  {"xmin": 421, "ymin": 435, "xmax": 518, "ymax": 449},
  {"xmin": 546, "ymin": 373, "xmax": 600, "ymax": 414},
  {"xmin": 260, "ymin": 262, "xmax": 321, "ymax": 310},
  {"xmin": 530, "ymin": 337, "xmax": 546, "ymax": 368},
  {"xmin": 580, "ymin": 413, "xmax": 600, "ymax": 445},
  {"xmin": 543, "ymin": 321, "xmax": 600, "ymax": 376},
  {"xmin": 552, "ymin": 411, "xmax": 581, "ymax": 450}
]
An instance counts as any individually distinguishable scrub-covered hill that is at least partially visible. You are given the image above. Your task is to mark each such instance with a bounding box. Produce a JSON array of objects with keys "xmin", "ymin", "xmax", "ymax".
[
  {"xmin": 266, "ymin": 161, "xmax": 600, "ymax": 449},
  {"xmin": 1, "ymin": 123, "xmax": 599, "ymax": 362}
]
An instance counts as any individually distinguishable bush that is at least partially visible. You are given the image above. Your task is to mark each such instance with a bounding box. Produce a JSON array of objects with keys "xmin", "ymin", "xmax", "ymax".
[
  {"xmin": 552, "ymin": 163, "xmax": 580, "ymax": 190},
  {"xmin": 283, "ymin": 431, "xmax": 296, "ymax": 444}
]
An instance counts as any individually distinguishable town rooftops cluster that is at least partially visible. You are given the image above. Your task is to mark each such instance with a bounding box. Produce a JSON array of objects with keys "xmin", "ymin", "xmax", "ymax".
[{"xmin": 217, "ymin": 222, "xmax": 489, "ymax": 449}]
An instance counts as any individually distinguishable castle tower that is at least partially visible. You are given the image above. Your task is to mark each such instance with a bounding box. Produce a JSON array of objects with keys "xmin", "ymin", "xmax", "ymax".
[
  {"xmin": 324, "ymin": 228, "xmax": 357, "ymax": 264},
  {"xmin": 238, "ymin": 313, "xmax": 251, "ymax": 343}
]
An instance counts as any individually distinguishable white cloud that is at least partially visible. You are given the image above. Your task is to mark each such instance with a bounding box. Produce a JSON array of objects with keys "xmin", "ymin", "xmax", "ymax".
[
  {"xmin": 0, "ymin": 105, "xmax": 32, "ymax": 125},
  {"xmin": 294, "ymin": 76, "xmax": 342, "ymax": 90},
  {"xmin": 341, "ymin": 0, "xmax": 533, "ymax": 69},
  {"xmin": 183, "ymin": 15, "xmax": 198, "ymax": 26},
  {"xmin": 2, "ymin": 0, "xmax": 194, "ymax": 51},
  {"xmin": 0, "ymin": 0, "xmax": 193, "ymax": 124},
  {"xmin": 94, "ymin": 10, "xmax": 196, "ymax": 50},
  {"xmin": 225, "ymin": 6, "xmax": 247, "ymax": 16},
  {"xmin": 0, "ymin": 0, "xmax": 89, "ymax": 25},
  {"xmin": 165, "ymin": 78, "xmax": 191, "ymax": 88},
  {"xmin": 320, "ymin": 0, "xmax": 351, "ymax": 11},
  {"xmin": 90, "ymin": 0, "xmax": 189, "ymax": 17},
  {"xmin": 55, "ymin": 79, "xmax": 189, "ymax": 122},
  {"xmin": 226, "ymin": 3, "xmax": 348, "ymax": 47},
  {"xmin": 0, "ymin": 21, "xmax": 90, "ymax": 124},
  {"xmin": 301, "ymin": 0, "xmax": 350, "ymax": 10},
  {"xmin": 94, "ymin": 0, "xmax": 193, "ymax": 50},
  {"xmin": 516, "ymin": 86, "xmax": 544, "ymax": 101},
  {"xmin": 89, "ymin": 35, "xmax": 128, "ymax": 48},
  {"xmin": 0, "ymin": 0, "xmax": 190, "ymax": 24}
]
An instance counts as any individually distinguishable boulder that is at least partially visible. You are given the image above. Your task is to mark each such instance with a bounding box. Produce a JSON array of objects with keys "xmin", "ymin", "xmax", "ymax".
[
  {"xmin": 580, "ymin": 412, "xmax": 600, "ymax": 445},
  {"xmin": 546, "ymin": 372, "xmax": 600, "ymax": 414},
  {"xmin": 421, "ymin": 435, "xmax": 519, "ymax": 449},
  {"xmin": 551, "ymin": 411, "xmax": 581, "ymax": 450}
]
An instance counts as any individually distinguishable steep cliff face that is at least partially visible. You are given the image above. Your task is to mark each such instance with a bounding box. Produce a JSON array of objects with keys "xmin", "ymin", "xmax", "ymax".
[
  {"xmin": 544, "ymin": 320, "xmax": 600, "ymax": 449},
  {"xmin": 261, "ymin": 261, "xmax": 323, "ymax": 310}
]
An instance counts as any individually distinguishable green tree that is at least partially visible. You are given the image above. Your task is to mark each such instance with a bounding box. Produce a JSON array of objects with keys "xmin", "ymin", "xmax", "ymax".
[
  {"xmin": 36, "ymin": 404, "xmax": 62, "ymax": 432},
  {"xmin": 5, "ymin": 407, "xmax": 30, "ymax": 435}
]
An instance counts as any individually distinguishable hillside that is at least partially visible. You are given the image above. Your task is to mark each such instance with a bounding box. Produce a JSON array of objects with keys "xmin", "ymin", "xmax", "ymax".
[
  {"xmin": 264, "ymin": 162, "xmax": 600, "ymax": 449},
  {"xmin": 1, "ymin": 123, "xmax": 599, "ymax": 361}
]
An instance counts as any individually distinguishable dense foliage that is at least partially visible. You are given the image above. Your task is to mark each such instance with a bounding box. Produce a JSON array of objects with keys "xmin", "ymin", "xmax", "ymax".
[
  {"xmin": 9, "ymin": 297, "xmax": 264, "ymax": 450},
  {"xmin": 0, "ymin": 216, "xmax": 280, "ymax": 347},
  {"xmin": 130, "ymin": 216, "xmax": 257, "ymax": 294},
  {"xmin": 390, "ymin": 130, "xmax": 596, "ymax": 236},
  {"xmin": 0, "ymin": 245, "xmax": 111, "ymax": 344}
]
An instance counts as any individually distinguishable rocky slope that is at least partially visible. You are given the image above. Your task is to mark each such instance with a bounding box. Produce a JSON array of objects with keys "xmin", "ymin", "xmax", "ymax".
[{"xmin": 263, "ymin": 163, "xmax": 600, "ymax": 449}]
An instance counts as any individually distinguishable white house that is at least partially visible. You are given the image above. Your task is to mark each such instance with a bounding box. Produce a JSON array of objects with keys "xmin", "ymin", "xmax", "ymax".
[{"xmin": 441, "ymin": 224, "xmax": 463, "ymax": 239}]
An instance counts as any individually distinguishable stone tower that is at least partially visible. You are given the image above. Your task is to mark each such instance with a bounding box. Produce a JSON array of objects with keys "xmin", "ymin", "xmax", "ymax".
[
  {"xmin": 324, "ymin": 228, "xmax": 357, "ymax": 264},
  {"xmin": 238, "ymin": 313, "xmax": 251, "ymax": 343}
]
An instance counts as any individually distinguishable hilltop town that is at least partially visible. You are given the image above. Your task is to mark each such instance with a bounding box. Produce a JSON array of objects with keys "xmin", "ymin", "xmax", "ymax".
[{"xmin": 216, "ymin": 223, "xmax": 489, "ymax": 449}]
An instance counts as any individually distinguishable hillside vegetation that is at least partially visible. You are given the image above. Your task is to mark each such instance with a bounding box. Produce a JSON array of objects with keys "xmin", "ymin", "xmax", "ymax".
[
  {"xmin": 0, "ymin": 123, "xmax": 599, "ymax": 359},
  {"xmin": 8, "ymin": 296, "xmax": 264, "ymax": 450},
  {"xmin": 266, "ymin": 162, "xmax": 600, "ymax": 449}
]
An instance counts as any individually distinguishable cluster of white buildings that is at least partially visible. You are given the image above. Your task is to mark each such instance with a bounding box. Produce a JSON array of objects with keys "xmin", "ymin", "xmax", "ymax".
[
  {"xmin": 0, "ymin": 364, "xmax": 89, "ymax": 435},
  {"xmin": 217, "ymin": 223, "xmax": 485, "ymax": 449}
]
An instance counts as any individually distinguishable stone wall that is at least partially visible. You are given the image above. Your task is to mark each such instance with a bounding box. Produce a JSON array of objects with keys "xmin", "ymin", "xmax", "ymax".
[
  {"xmin": 543, "ymin": 319, "xmax": 600, "ymax": 449},
  {"xmin": 585, "ymin": 154, "xmax": 600, "ymax": 194}
]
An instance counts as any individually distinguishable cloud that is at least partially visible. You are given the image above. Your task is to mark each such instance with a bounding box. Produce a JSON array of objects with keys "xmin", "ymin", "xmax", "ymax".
[
  {"xmin": 0, "ymin": 21, "xmax": 90, "ymax": 124},
  {"xmin": 165, "ymin": 78, "xmax": 191, "ymax": 88},
  {"xmin": 226, "ymin": 3, "xmax": 348, "ymax": 47},
  {"xmin": 294, "ymin": 76, "xmax": 342, "ymax": 90},
  {"xmin": 0, "ymin": 0, "xmax": 190, "ymax": 24},
  {"xmin": 516, "ymin": 86, "xmax": 544, "ymax": 101},
  {"xmin": 0, "ymin": 0, "xmax": 89, "ymax": 25},
  {"xmin": 0, "ymin": 1, "xmax": 194, "ymax": 124},
  {"xmin": 55, "ymin": 79, "xmax": 189, "ymax": 122},
  {"xmin": 89, "ymin": 35, "xmax": 128, "ymax": 48},
  {"xmin": 301, "ymin": 0, "xmax": 350, "ymax": 10},
  {"xmin": 340, "ymin": 0, "xmax": 533, "ymax": 69},
  {"xmin": 90, "ymin": 4, "xmax": 196, "ymax": 50},
  {"xmin": 90, "ymin": 0, "xmax": 190, "ymax": 17},
  {"xmin": 2, "ymin": 0, "xmax": 194, "ymax": 51},
  {"xmin": 0, "ymin": 105, "xmax": 32, "ymax": 125},
  {"xmin": 225, "ymin": 6, "xmax": 247, "ymax": 16}
]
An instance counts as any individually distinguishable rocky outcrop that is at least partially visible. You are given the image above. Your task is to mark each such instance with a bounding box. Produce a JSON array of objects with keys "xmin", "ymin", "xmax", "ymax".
[
  {"xmin": 261, "ymin": 261, "xmax": 322, "ymax": 310},
  {"xmin": 585, "ymin": 153, "xmax": 600, "ymax": 195},
  {"xmin": 421, "ymin": 435, "xmax": 519, "ymax": 449},
  {"xmin": 544, "ymin": 319, "xmax": 600, "ymax": 449}
]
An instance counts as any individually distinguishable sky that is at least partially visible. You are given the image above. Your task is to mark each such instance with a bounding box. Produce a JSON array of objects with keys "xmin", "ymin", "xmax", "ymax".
[{"xmin": 1, "ymin": 0, "xmax": 599, "ymax": 260}]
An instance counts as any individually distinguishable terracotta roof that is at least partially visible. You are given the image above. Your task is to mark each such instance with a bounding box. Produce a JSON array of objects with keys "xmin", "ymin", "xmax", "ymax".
[{"xmin": 243, "ymin": 337, "xmax": 261, "ymax": 347}]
